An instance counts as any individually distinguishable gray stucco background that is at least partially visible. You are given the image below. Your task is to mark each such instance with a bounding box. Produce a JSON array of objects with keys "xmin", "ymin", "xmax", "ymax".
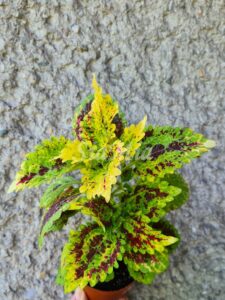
[{"xmin": 0, "ymin": 1, "xmax": 224, "ymax": 299}]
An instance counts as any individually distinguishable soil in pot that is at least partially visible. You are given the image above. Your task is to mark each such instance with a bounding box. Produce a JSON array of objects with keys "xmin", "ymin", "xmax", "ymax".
[
  {"xmin": 93, "ymin": 261, "xmax": 133, "ymax": 291},
  {"xmin": 84, "ymin": 262, "xmax": 134, "ymax": 300}
]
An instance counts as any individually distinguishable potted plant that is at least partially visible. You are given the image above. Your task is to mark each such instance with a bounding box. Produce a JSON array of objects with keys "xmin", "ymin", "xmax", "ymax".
[{"xmin": 9, "ymin": 76, "xmax": 215, "ymax": 300}]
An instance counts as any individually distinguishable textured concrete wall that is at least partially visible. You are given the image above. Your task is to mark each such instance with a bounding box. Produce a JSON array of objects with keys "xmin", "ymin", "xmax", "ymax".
[{"xmin": 0, "ymin": 1, "xmax": 224, "ymax": 299}]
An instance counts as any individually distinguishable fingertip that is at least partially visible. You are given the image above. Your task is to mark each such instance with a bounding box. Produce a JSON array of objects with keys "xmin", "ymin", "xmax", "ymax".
[{"xmin": 73, "ymin": 288, "xmax": 88, "ymax": 300}]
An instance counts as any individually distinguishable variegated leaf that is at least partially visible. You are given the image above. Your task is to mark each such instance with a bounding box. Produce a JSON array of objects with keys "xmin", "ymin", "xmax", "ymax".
[
  {"xmin": 152, "ymin": 218, "xmax": 180, "ymax": 253},
  {"xmin": 39, "ymin": 187, "xmax": 81, "ymax": 247},
  {"xmin": 163, "ymin": 172, "xmax": 189, "ymax": 211},
  {"xmin": 123, "ymin": 180, "xmax": 181, "ymax": 223},
  {"xmin": 121, "ymin": 116, "xmax": 147, "ymax": 160},
  {"xmin": 73, "ymin": 76, "xmax": 119, "ymax": 146},
  {"xmin": 122, "ymin": 218, "xmax": 176, "ymax": 280},
  {"xmin": 72, "ymin": 94, "xmax": 94, "ymax": 140},
  {"xmin": 136, "ymin": 126, "xmax": 215, "ymax": 181},
  {"xmin": 80, "ymin": 196, "xmax": 115, "ymax": 228},
  {"xmin": 124, "ymin": 250, "xmax": 169, "ymax": 276},
  {"xmin": 127, "ymin": 266, "xmax": 155, "ymax": 284},
  {"xmin": 39, "ymin": 191, "xmax": 116, "ymax": 247},
  {"xmin": 8, "ymin": 136, "xmax": 74, "ymax": 192},
  {"xmin": 80, "ymin": 140, "xmax": 127, "ymax": 202},
  {"xmin": 72, "ymin": 93, "xmax": 126, "ymax": 141},
  {"xmin": 122, "ymin": 218, "xmax": 178, "ymax": 254},
  {"xmin": 40, "ymin": 176, "xmax": 79, "ymax": 209},
  {"xmin": 58, "ymin": 224, "xmax": 123, "ymax": 293}
]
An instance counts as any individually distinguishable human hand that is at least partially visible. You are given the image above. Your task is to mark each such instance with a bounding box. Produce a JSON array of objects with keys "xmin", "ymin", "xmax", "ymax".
[
  {"xmin": 71, "ymin": 288, "xmax": 88, "ymax": 300},
  {"xmin": 71, "ymin": 287, "xmax": 128, "ymax": 300}
]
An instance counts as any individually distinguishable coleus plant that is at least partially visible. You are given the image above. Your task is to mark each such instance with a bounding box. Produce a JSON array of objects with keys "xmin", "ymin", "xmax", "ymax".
[{"xmin": 9, "ymin": 76, "xmax": 215, "ymax": 293}]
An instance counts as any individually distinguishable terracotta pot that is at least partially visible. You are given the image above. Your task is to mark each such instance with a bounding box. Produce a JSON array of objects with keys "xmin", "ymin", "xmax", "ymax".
[{"xmin": 84, "ymin": 282, "xmax": 134, "ymax": 300}]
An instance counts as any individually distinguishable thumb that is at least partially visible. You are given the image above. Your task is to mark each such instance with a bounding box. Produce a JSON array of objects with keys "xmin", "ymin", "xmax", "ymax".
[{"xmin": 71, "ymin": 288, "xmax": 88, "ymax": 300}]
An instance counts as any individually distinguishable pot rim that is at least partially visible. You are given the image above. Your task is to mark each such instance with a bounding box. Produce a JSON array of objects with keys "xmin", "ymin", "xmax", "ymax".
[{"xmin": 85, "ymin": 281, "xmax": 134, "ymax": 293}]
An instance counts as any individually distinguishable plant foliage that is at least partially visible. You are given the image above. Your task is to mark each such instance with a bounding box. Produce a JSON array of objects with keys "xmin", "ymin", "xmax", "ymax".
[{"xmin": 9, "ymin": 76, "xmax": 215, "ymax": 293}]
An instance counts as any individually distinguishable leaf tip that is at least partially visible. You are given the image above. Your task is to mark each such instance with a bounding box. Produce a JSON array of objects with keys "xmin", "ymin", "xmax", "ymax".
[
  {"xmin": 204, "ymin": 139, "xmax": 216, "ymax": 149},
  {"xmin": 7, "ymin": 181, "xmax": 17, "ymax": 193},
  {"xmin": 92, "ymin": 74, "xmax": 101, "ymax": 94},
  {"xmin": 143, "ymin": 115, "xmax": 147, "ymax": 124},
  {"xmin": 38, "ymin": 235, "xmax": 44, "ymax": 249}
]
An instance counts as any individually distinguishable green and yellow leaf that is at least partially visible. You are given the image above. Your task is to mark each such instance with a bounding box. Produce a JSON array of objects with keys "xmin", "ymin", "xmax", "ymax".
[
  {"xmin": 58, "ymin": 224, "xmax": 123, "ymax": 293},
  {"xmin": 39, "ymin": 187, "xmax": 81, "ymax": 247},
  {"xmin": 8, "ymin": 136, "xmax": 74, "ymax": 192},
  {"xmin": 79, "ymin": 140, "xmax": 127, "ymax": 202},
  {"xmin": 122, "ymin": 218, "xmax": 178, "ymax": 255},
  {"xmin": 72, "ymin": 94, "xmax": 94, "ymax": 140},
  {"xmin": 136, "ymin": 126, "xmax": 215, "ymax": 181},
  {"xmin": 80, "ymin": 197, "xmax": 115, "ymax": 228},
  {"xmin": 74, "ymin": 76, "xmax": 119, "ymax": 146},
  {"xmin": 127, "ymin": 266, "xmax": 155, "ymax": 284},
  {"xmin": 121, "ymin": 115, "xmax": 147, "ymax": 160},
  {"xmin": 124, "ymin": 250, "xmax": 169, "ymax": 276},
  {"xmin": 152, "ymin": 219, "xmax": 180, "ymax": 253},
  {"xmin": 124, "ymin": 180, "xmax": 181, "ymax": 223},
  {"xmin": 40, "ymin": 176, "xmax": 79, "ymax": 209},
  {"xmin": 59, "ymin": 139, "xmax": 101, "ymax": 166},
  {"xmin": 122, "ymin": 218, "xmax": 177, "ymax": 281},
  {"xmin": 163, "ymin": 172, "xmax": 189, "ymax": 211},
  {"xmin": 58, "ymin": 140, "xmax": 84, "ymax": 164}
]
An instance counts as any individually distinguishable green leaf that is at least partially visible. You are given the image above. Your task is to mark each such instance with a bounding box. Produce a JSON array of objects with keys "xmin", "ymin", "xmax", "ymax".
[
  {"xmin": 124, "ymin": 250, "xmax": 170, "ymax": 276},
  {"xmin": 49, "ymin": 210, "xmax": 76, "ymax": 231},
  {"xmin": 72, "ymin": 93, "xmax": 126, "ymax": 141},
  {"xmin": 136, "ymin": 126, "xmax": 215, "ymax": 182},
  {"xmin": 121, "ymin": 116, "xmax": 147, "ymax": 160},
  {"xmin": 74, "ymin": 76, "xmax": 119, "ymax": 146},
  {"xmin": 56, "ymin": 265, "xmax": 64, "ymax": 286},
  {"xmin": 80, "ymin": 196, "xmax": 115, "ymax": 228},
  {"xmin": 152, "ymin": 219, "xmax": 180, "ymax": 253},
  {"xmin": 79, "ymin": 140, "xmax": 126, "ymax": 202},
  {"xmin": 122, "ymin": 219, "xmax": 173, "ymax": 278},
  {"xmin": 39, "ymin": 187, "xmax": 81, "ymax": 247},
  {"xmin": 128, "ymin": 266, "xmax": 155, "ymax": 284},
  {"xmin": 163, "ymin": 172, "xmax": 189, "ymax": 211},
  {"xmin": 8, "ymin": 136, "xmax": 74, "ymax": 192},
  {"xmin": 72, "ymin": 94, "xmax": 94, "ymax": 140},
  {"xmin": 58, "ymin": 223, "xmax": 123, "ymax": 293},
  {"xmin": 104, "ymin": 271, "xmax": 115, "ymax": 282},
  {"xmin": 121, "ymin": 217, "xmax": 178, "ymax": 255},
  {"xmin": 40, "ymin": 176, "xmax": 79, "ymax": 209},
  {"xmin": 121, "ymin": 168, "xmax": 133, "ymax": 182},
  {"xmin": 39, "ymin": 192, "xmax": 116, "ymax": 248},
  {"xmin": 123, "ymin": 180, "xmax": 181, "ymax": 223}
]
